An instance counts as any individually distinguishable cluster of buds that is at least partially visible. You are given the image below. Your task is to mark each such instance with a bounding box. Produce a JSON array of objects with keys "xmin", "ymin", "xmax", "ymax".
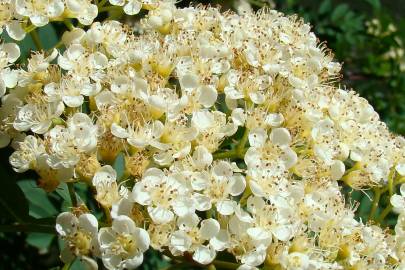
[{"xmin": 2, "ymin": 1, "xmax": 405, "ymax": 270}]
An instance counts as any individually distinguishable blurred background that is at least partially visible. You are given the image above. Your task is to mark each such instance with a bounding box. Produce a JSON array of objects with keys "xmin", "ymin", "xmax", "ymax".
[{"xmin": 1, "ymin": 0, "xmax": 404, "ymax": 269}]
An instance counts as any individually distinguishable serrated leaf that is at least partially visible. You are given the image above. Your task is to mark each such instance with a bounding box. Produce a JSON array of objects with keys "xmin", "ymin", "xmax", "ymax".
[{"xmin": 17, "ymin": 180, "xmax": 58, "ymax": 219}]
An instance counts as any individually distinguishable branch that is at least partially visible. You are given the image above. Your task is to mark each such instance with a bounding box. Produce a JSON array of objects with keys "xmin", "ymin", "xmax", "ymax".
[{"xmin": 0, "ymin": 223, "xmax": 55, "ymax": 233}]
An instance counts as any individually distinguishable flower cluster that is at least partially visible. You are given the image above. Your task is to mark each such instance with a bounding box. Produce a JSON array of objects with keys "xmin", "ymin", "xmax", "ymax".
[{"xmin": 2, "ymin": 2, "xmax": 405, "ymax": 270}]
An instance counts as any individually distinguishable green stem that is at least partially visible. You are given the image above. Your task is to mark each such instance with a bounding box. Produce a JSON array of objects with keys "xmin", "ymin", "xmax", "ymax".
[
  {"xmin": 213, "ymin": 149, "xmax": 238, "ymax": 160},
  {"xmin": 67, "ymin": 182, "xmax": 78, "ymax": 207},
  {"xmin": 377, "ymin": 205, "xmax": 393, "ymax": 224},
  {"xmin": 97, "ymin": 0, "xmax": 108, "ymax": 8},
  {"xmin": 102, "ymin": 205, "xmax": 112, "ymax": 226},
  {"xmin": 63, "ymin": 19, "xmax": 74, "ymax": 30},
  {"xmin": 99, "ymin": 5, "xmax": 122, "ymax": 13},
  {"xmin": 62, "ymin": 262, "xmax": 72, "ymax": 270},
  {"xmin": 30, "ymin": 29, "xmax": 43, "ymax": 50},
  {"xmin": 24, "ymin": 24, "xmax": 36, "ymax": 34},
  {"xmin": 212, "ymin": 260, "xmax": 239, "ymax": 269},
  {"xmin": 0, "ymin": 223, "xmax": 55, "ymax": 233},
  {"xmin": 368, "ymin": 188, "xmax": 381, "ymax": 220},
  {"xmin": 236, "ymin": 128, "xmax": 249, "ymax": 157},
  {"xmin": 388, "ymin": 169, "xmax": 394, "ymax": 197}
]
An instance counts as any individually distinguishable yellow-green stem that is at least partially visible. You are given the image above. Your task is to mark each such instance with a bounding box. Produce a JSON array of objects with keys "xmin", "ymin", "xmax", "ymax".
[
  {"xmin": 30, "ymin": 29, "xmax": 42, "ymax": 50},
  {"xmin": 67, "ymin": 182, "xmax": 78, "ymax": 207},
  {"xmin": 377, "ymin": 205, "xmax": 393, "ymax": 224},
  {"xmin": 369, "ymin": 188, "xmax": 381, "ymax": 220}
]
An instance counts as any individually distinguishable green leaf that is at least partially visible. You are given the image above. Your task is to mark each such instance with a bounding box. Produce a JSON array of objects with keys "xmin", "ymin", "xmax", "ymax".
[
  {"xmin": 54, "ymin": 183, "xmax": 72, "ymax": 205},
  {"xmin": 331, "ymin": 4, "xmax": 349, "ymax": 23},
  {"xmin": 319, "ymin": 0, "xmax": 332, "ymax": 15},
  {"xmin": 113, "ymin": 152, "xmax": 126, "ymax": 181},
  {"xmin": 0, "ymin": 162, "xmax": 30, "ymax": 222},
  {"xmin": 17, "ymin": 180, "xmax": 58, "ymax": 219},
  {"xmin": 26, "ymin": 233, "xmax": 55, "ymax": 250},
  {"xmin": 365, "ymin": 0, "xmax": 381, "ymax": 10}
]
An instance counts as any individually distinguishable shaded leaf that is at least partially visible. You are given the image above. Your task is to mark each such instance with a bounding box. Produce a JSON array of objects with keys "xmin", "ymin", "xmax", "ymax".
[
  {"xmin": 26, "ymin": 233, "xmax": 55, "ymax": 250},
  {"xmin": 17, "ymin": 180, "xmax": 58, "ymax": 219}
]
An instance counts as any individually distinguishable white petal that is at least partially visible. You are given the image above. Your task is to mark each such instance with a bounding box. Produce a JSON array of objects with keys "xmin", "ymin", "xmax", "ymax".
[
  {"xmin": 93, "ymin": 165, "xmax": 117, "ymax": 185},
  {"xmin": 134, "ymin": 227, "xmax": 150, "ymax": 252},
  {"xmin": 2, "ymin": 69, "xmax": 18, "ymax": 88},
  {"xmin": 132, "ymin": 183, "xmax": 151, "ymax": 205},
  {"xmin": 111, "ymin": 123, "xmax": 130, "ymax": 139},
  {"xmin": 98, "ymin": 227, "xmax": 115, "ymax": 247},
  {"xmin": 193, "ymin": 193, "xmax": 212, "ymax": 211},
  {"xmin": 112, "ymin": 215, "xmax": 136, "ymax": 234},
  {"xmin": 192, "ymin": 110, "xmax": 214, "ymax": 131},
  {"xmin": 90, "ymin": 52, "xmax": 108, "ymax": 69},
  {"xmin": 280, "ymin": 146, "xmax": 298, "ymax": 169},
  {"xmin": 270, "ymin": 128, "xmax": 291, "ymax": 145},
  {"xmin": 63, "ymin": 95, "xmax": 84, "ymax": 107},
  {"xmin": 330, "ymin": 160, "xmax": 345, "ymax": 180},
  {"xmin": 390, "ymin": 195, "xmax": 405, "ymax": 209},
  {"xmin": 192, "ymin": 145, "xmax": 213, "ymax": 168},
  {"xmin": 396, "ymin": 163, "xmax": 405, "ymax": 176},
  {"xmin": 123, "ymin": 0, "xmax": 142, "ymax": 15},
  {"xmin": 209, "ymin": 229, "xmax": 229, "ymax": 251},
  {"xmin": 212, "ymin": 161, "xmax": 233, "ymax": 178},
  {"xmin": 401, "ymin": 184, "xmax": 405, "ymax": 196},
  {"xmin": 170, "ymin": 230, "xmax": 192, "ymax": 252},
  {"xmin": 265, "ymin": 113, "xmax": 284, "ymax": 127},
  {"xmin": 192, "ymin": 245, "xmax": 216, "ymax": 265},
  {"xmin": 200, "ymin": 219, "xmax": 220, "ymax": 240},
  {"xmin": 56, "ymin": 212, "xmax": 78, "ymax": 236},
  {"xmin": 229, "ymin": 174, "xmax": 246, "ymax": 196},
  {"xmin": 272, "ymin": 226, "xmax": 292, "ymax": 241},
  {"xmin": 216, "ymin": 200, "xmax": 236, "ymax": 215},
  {"xmin": 148, "ymin": 206, "xmax": 174, "ymax": 224},
  {"xmin": 198, "ymin": 85, "xmax": 218, "ymax": 108},
  {"xmin": 247, "ymin": 227, "xmax": 272, "ymax": 242},
  {"xmin": 172, "ymin": 198, "xmax": 195, "ymax": 217},
  {"xmin": 180, "ymin": 73, "xmax": 199, "ymax": 90},
  {"xmin": 248, "ymin": 128, "xmax": 267, "ymax": 148},
  {"xmin": 3, "ymin": 43, "xmax": 20, "ymax": 62},
  {"xmin": 122, "ymin": 254, "xmax": 143, "ymax": 269},
  {"xmin": 6, "ymin": 21, "xmax": 26, "ymax": 41},
  {"xmin": 231, "ymin": 108, "xmax": 246, "ymax": 126},
  {"xmin": 78, "ymin": 214, "xmax": 98, "ymax": 235}
]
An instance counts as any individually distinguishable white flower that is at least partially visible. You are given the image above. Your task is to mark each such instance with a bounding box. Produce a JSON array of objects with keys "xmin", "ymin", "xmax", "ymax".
[
  {"xmin": 280, "ymin": 252, "xmax": 310, "ymax": 270},
  {"xmin": 15, "ymin": 0, "xmax": 64, "ymax": 27},
  {"xmin": 14, "ymin": 101, "xmax": 64, "ymax": 134},
  {"xmin": 191, "ymin": 161, "xmax": 246, "ymax": 216},
  {"xmin": 111, "ymin": 120, "xmax": 167, "ymax": 150},
  {"xmin": 0, "ymin": 42, "xmax": 20, "ymax": 97},
  {"xmin": 132, "ymin": 168, "xmax": 189, "ymax": 223},
  {"xmin": 66, "ymin": 0, "xmax": 97, "ymax": 25},
  {"xmin": 56, "ymin": 212, "xmax": 99, "ymax": 269},
  {"xmin": 391, "ymin": 184, "xmax": 405, "ymax": 214},
  {"xmin": 168, "ymin": 214, "xmax": 220, "ymax": 264},
  {"xmin": 67, "ymin": 113, "xmax": 98, "ymax": 152},
  {"xmin": 98, "ymin": 215, "xmax": 150, "ymax": 270},
  {"xmin": 9, "ymin": 135, "xmax": 45, "ymax": 172},
  {"xmin": 109, "ymin": 0, "xmax": 142, "ymax": 15},
  {"xmin": 93, "ymin": 165, "xmax": 120, "ymax": 208}
]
